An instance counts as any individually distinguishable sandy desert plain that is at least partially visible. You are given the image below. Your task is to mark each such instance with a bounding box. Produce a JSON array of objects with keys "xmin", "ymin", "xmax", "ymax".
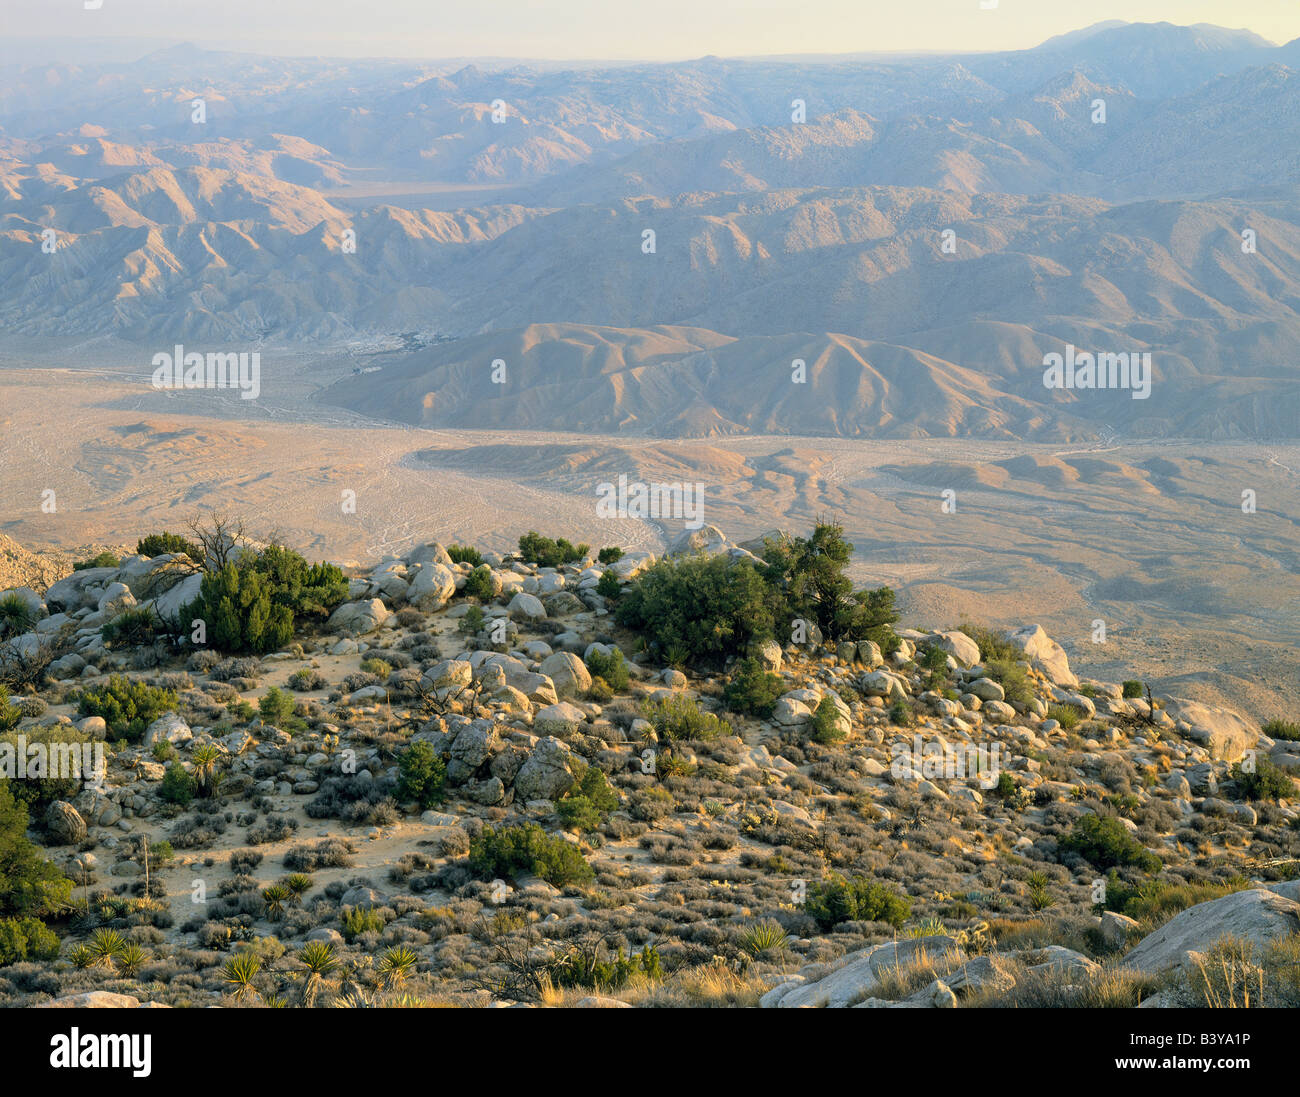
[{"xmin": 2, "ymin": 342, "xmax": 1297, "ymax": 726}]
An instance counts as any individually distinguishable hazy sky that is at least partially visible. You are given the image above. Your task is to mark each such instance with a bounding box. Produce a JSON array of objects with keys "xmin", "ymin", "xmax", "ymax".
[{"xmin": 4, "ymin": 0, "xmax": 1299, "ymax": 60}]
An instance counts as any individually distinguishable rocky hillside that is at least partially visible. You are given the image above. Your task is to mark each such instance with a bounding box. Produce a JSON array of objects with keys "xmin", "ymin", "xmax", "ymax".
[{"xmin": 1, "ymin": 525, "xmax": 1298, "ymax": 1008}]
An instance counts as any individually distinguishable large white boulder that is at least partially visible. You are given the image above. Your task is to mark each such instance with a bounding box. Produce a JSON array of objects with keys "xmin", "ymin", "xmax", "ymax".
[
  {"xmin": 1003, "ymin": 624, "xmax": 1077, "ymax": 688},
  {"xmin": 1162, "ymin": 698, "xmax": 1258, "ymax": 762},
  {"xmin": 1121, "ymin": 888, "xmax": 1300, "ymax": 973},
  {"xmin": 327, "ymin": 598, "xmax": 390, "ymax": 635}
]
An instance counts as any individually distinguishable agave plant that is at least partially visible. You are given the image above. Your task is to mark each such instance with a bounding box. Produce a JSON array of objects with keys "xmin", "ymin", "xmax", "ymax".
[
  {"xmin": 332, "ymin": 990, "xmax": 376, "ymax": 1008},
  {"xmin": 117, "ymin": 942, "xmax": 148, "ymax": 977},
  {"xmin": 88, "ymin": 928, "xmax": 127, "ymax": 969},
  {"xmin": 262, "ymin": 883, "xmax": 292, "ymax": 921},
  {"xmin": 376, "ymin": 945, "xmax": 419, "ymax": 989},
  {"xmin": 739, "ymin": 919, "xmax": 790, "ymax": 957},
  {"xmin": 221, "ymin": 952, "xmax": 262, "ymax": 1003}
]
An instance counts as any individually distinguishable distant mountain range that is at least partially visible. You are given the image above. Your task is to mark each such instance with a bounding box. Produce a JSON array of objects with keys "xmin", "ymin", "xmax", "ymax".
[{"xmin": 2, "ymin": 22, "xmax": 1297, "ymax": 440}]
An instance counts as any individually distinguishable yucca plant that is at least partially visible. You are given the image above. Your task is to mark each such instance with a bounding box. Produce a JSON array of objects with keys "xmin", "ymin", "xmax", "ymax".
[
  {"xmin": 739, "ymin": 919, "xmax": 790, "ymax": 957},
  {"xmin": 297, "ymin": 941, "xmax": 340, "ymax": 1008},
  {"xmin": 88, "ymin": 928, "xmax": 127, "ymax": 969},
  {"xmin": 376, "ymin": 945, "xmax": 419, "ymax": 989},
  {"xmin": 0, "ymin": 592, "xmax": 36, "ymax": 637},
  {"xmin": 191, "ymin": 743, "xmax": 222, "ymax": 797},
  {"xmin": 221, "ymin": 952, "xmax": 262, "ymax": 1002},
  {"xmin": 1027, "ymin": 871, "xmax": 1055, "ymax": 912},
  {"xmin": 68, "ymin": 944, "xmax": 94, "ymax": 969},
  {"xmin": 262, "ymin": 883, "xmax": 292, "ymax": 921},
  {"xmin": 905, "ymin": 916, "xmax": 949, "ymax": 938},
  {"xmin": 283, "ymin": 873, "xmax": 313, "ymax": 904},
  {"xmin": 333, "ymin": 990, "xmax": 376, "ymax": 1008},
  {"xmin": 118, "ymin": 942, "xmax": 148, "ymax": 977}
]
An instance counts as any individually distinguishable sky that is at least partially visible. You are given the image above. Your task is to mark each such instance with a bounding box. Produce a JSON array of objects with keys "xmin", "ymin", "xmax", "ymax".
[{"xmin": 2, "ymin": 0, "xmax": 1299, "ymax": 60}]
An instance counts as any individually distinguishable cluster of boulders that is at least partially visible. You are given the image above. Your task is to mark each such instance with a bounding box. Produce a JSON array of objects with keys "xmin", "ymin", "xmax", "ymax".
[{"xmin": 2, "ymin": 552, "xmax": 201, "ymax": 680}]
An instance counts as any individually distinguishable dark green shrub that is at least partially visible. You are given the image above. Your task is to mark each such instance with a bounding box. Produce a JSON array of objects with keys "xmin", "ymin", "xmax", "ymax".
[
  {"xmin": 1047, "ymin": 703, "xmax": 1083, "ymax": 730},
  {"xmin": 888, "ymin": 699, "xmax": 912, "ymax": 726},
  {"xmin": 0, "ymin": 783, "xmax": 72, "ymax": 919},
  {"xmin": 1231, "ymin": 757, "xmax": 1296, "ymax": 802},
  {"xmin": 641, "ymin": 695, "xmax": 730, "ymax": 743},
  {"xmin": 584, "ymin": 648, "xmax": 629, "ymax": 692},
  {"xmin": 396, "ymin": 742, "xmax": 446, "ymax": 810},
  {"xmin": 615, "ymin": 554, "xmax": 775, "ymax": 667},
  {"xmin": 805, "ymin": 873, "xmax": 910, "ymax": 930},
  {"xmin": 0, "ymin": 915, "xmax": 60, "ymax": 965},
  {"xmin": 73, "ymin": 551, "xmax": 120, "ymax": 571},
  {"xmin": 101, "ymin": 606, "xmax": 160, "ymax": 647},
  {"xmin": 159, "ymin": 763, "xmax": 196, "ymax": 805},
  {"xmin": 462, "ymin": 565, "xmax": 494, "ymax": 602},
  {"xmin": 75, "ymin": 675, "xmax": 177, "ymax": 742},
  {"xmin": 0, "ymin": 725, "xmax": 92, "ymax": 813},
  {"xmin": 447, "ymin": 544, "xmax": 483, "ymax": 567},
  {"xmin": 258, "ymin": 687, "xmax": 298, "ymax": 727},
  {"xmin": 137, "ymin": 532, "xmax": 202, "ymax": 560},
  {"xmin": 761, "ymin": 523, "xmax": 898, "ymax": 644},
  {"xmin": 557, "ymin": 767, "xmax": 619, "ymax": 833},
  {"xmin": 467, "ymin": 823, "xmax": 593, "ymax": 887},
  {"xmin": 985, "ymin": 658, "xmax": 1033, "ymax": 705},
  {"xmin": 596, "ymin": 570, "xmax": 621, "ymax": 599},
  {"xmin": 1122, "ymin": 680, "xmax": 1145, "ymax": 699},
  {"xmin": 341, "ymin": 907, "xmax": 385, "ymax": 940},
  {"xmin": 459, "ymin": 604, "xmax": 486, "ymax": 636},
  {"xmin": 518, "ymin": 532, "xmax": 589, "ymax": 569},
  {"xmin": 809, "ymin": 696, "xmax": 846, "ymax": 744},
  {"xmin": 957, "ymin": 622, "xmax": 1022, "ymax": 664},
  {"xmin": 597, "ymin": 547, "xmax": 624, "ymax": 565},
  {"xmin": 1059, "ymin": 814, "xmax": 1161, "ymax": 873},
  {"xmin": 722, "ymin": 656, "xmax": 785, "ymax": 718},
  {"xmin": 183, "ymin": 562, "xmax": 293, "ymax": 654},
  {"xmin": 551, "ymin": 942, "xmax": 660, "ymax": 991},
  {"xmin": 1262, "ymin": 719, "xmax": 1300, "ymax": 743},
  {"xmin": 183, "ymin": 544, "xmax": 347, "ymax": 654}
]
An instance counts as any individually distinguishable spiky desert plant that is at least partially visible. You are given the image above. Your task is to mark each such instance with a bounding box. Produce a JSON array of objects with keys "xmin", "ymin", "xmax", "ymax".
[
  {"xmin": 376, "ymin": 945, "xmax": 419, "ymax": 989},
  {"xmin": 283, "ymin": 873, "xmax": 313, "ymax": 904},
  {"xmin": 739, "ymin": 919, "xmax": 790, "ymax": 957},
  {"xmin": 68, "ymin": 945, "xmax": 94, "ymax": 969},
  {"xmin": 262, "ymin": 883, "xmax": 291, "ymax": 921},
  {"xmin": 191, "ymin": 743, "xmax": 221, "ymax": 797},
  {"xmin": 297, "ymin": 941, "xmax": 340, "ymax": 1008},
  {"xmin": 117, "ymin": 942, "xmax": 148, "ymax": 977},
  {"xmin": 905, "ymin": 916, "xmax": 949, "ymax": 938},
  {"xmin": 88, "ymin": 928, "xmax": 127, "ymax": 969},
  {"xmin": 0, "ymin": 593, "xmax": 36, "ymax": 638},
  {"xmin": 221, "ymin": 952, "xmax": 262, "ymax": 1003}
]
